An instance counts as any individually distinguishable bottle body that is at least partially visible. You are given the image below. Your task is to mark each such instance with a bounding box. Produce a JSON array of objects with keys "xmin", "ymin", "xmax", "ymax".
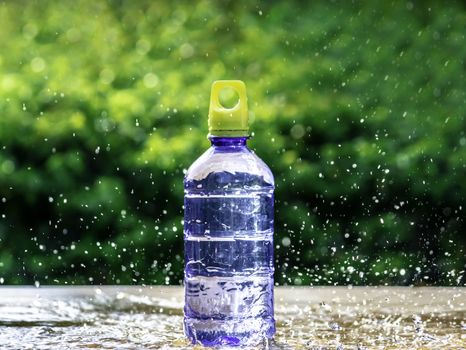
[{"xmin": 183, "ymin": 137, "xmax": 275, "ymax": 346}]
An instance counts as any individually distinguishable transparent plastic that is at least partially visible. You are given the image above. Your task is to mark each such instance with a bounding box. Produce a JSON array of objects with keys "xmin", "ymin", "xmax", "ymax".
[{"xmin": 184, "ymin": 137, "xmax": 275, "ymax": 346}]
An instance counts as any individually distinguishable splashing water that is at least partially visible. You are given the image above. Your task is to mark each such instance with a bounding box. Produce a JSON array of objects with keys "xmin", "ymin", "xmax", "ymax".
[{"xmin": 0, "ymin": 286, "xmax": 464, "ymax": 349}]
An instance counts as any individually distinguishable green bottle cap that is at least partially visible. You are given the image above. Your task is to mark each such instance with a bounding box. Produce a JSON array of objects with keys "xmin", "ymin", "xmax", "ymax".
[{"xmin": 208, "ymin": 80, "xmax": 249, "ymax": 137}]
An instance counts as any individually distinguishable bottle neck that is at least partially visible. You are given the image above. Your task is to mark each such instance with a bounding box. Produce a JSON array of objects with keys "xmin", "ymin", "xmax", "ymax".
[{"xmin": 209, "ymin": 136, "xmax": 248, "ymax": 148}]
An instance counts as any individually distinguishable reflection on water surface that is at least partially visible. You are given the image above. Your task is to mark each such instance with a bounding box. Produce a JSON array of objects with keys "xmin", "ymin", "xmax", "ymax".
[{"xmin": 0, "ymin": 286, "xmax": 464, "ymax": 349}]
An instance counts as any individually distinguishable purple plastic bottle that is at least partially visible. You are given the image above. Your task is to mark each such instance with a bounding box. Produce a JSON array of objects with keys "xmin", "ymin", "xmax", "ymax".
[{"xmin": 183, "ymin": 81, "xmax": 275, "ymax": 346}]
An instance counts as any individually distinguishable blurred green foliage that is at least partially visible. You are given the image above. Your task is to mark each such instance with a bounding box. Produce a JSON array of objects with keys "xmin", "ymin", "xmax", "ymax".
[{"xmin": 0, "ymin": 1, "xmax": 465, "ymax": 285}]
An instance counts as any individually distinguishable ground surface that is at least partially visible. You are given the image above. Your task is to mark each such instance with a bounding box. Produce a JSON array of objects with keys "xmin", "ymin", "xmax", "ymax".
[{"xmin": 0, "ymin": 286, "xmax": 464, "ymax": 349}]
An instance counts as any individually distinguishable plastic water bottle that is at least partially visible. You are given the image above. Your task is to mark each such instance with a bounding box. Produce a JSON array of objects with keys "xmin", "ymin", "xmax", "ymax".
[{"xmin": 184, "ymin": 80, "xmax": 275, "ymax": 346}]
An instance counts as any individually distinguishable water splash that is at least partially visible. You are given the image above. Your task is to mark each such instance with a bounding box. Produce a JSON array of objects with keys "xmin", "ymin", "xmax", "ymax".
[{"xmin": 0, "ymin": 287, "xmax": 464, "ymax": 349}]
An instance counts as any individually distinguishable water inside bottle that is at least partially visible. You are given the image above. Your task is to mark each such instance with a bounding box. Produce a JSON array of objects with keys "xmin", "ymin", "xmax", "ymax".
[{"xmin": 184, "ymin": 171, "xmax": 275, "ymax": 346}]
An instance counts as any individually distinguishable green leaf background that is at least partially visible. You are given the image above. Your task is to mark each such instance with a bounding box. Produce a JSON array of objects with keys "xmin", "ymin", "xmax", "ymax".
[{"xmin": 0, "ymin": 1, "xmax": 464, "ymax": 285}]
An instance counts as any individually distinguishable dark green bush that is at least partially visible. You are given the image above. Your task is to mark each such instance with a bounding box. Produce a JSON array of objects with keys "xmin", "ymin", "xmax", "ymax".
[{"xmin": 0, "ymin": 1, "xmax": 464, "ymax": 285}]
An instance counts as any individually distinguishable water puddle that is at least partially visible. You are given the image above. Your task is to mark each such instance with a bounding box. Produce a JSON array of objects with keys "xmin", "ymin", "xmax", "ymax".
[{"xmin": 0, "ymin": 286, "xmax": 464, "ymax": 349}]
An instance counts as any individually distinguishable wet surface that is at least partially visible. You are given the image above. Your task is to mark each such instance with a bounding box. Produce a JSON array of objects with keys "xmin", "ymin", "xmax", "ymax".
[{"xmin": 0, "ymin": 286, "xmax": 464, "ymax": 349}]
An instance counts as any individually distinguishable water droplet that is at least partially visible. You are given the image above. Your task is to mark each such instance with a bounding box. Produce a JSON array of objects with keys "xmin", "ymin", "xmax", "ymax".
[{"xmin": 281, "ymin": 237, "xmax": 291, "ymax": 247}]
